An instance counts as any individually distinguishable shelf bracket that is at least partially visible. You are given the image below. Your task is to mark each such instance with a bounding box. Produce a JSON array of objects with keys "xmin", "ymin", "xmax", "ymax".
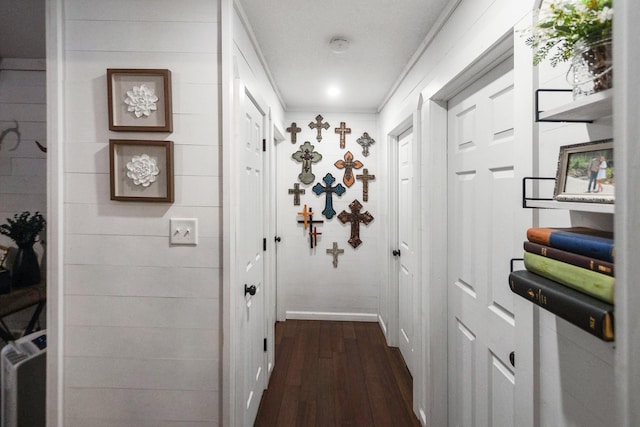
[
  {"xmin": 522, "ymin": 177, "xmax": 556, "ymax": 208},
  {"xmin": 535, "ymin": 89, "xmax": 594, "ymax": 123}
]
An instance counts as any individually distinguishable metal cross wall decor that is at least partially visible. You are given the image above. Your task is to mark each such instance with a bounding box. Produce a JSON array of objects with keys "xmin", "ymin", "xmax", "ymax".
[
  {"xmin": 312, "ymin": 173, "xmax": 346, "ymax": 219},
  {"xmin": 356, "ymin": 132, "xmax": 375, "ymax": 157},
  {"xmin": 309, "ymin": 114, "xmax": 330, "ymax": 142},
  {"xmin": 297, "ymin": 205, "xmax": 324, "ymax": 230},
  {"xmin": 326, "ymin": 242, "xmax": 344, "ymax": 268},
  {"xmin": 334, "ymin": 151, "xmax": 363, "ymax": 187},
  {"xmin": 356, "ymin": 169, "xmax": 376, "ymax": 202},
  {"xmin": 292, "ymin": 141, "xmax": 322, "ymax": 184},
  {"xmin": 288, "ymin": 182, "xmax": 306, "ymax": 206},
  {"xmin": 286, "ymin": 122, "xmax": 302, "ymax": 144},
  {"xmin": 337, "ymin": 199, "xmax": 374, "ymax": 248},
  {"xmin": 334, "ymin": 122, "xmax": 351, "ymax": 149},
  {"xmin": 309, "ymin": 226, "xmax": 322, "ymax": 248}
]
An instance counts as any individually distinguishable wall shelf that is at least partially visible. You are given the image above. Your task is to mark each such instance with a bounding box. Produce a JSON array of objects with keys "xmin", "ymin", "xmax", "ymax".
[
  {"xmin": 536, "ymin": 89, "xmax": 613, "ymax": 123},
  {"xmin": 526, "ymin": 199, "xmax": 614, "ymax": 213}
]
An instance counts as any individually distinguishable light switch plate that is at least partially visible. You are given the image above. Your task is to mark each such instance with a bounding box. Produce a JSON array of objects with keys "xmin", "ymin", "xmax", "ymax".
[{"xmin": 170, "ymin": 218, "xmax": 198, "ymax": 245}]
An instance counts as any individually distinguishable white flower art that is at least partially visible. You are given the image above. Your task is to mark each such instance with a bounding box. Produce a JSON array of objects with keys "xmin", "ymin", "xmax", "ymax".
[
  {"xmin": 126, "ymin": 154, "xmax": 160, "ymax": 187},
  {"xmin": 124, "ymin": 84, "xmax": 159, "ymax": 118}
]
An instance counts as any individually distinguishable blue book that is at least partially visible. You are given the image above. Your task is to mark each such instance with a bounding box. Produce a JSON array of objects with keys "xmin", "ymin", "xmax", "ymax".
[{"xmin": 526, "ymin": 227, "xmax": 614, "ymax": 263}]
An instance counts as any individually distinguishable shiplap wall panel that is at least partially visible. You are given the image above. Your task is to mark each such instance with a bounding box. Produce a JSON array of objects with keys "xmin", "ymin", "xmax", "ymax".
[
  {"xmin": 65, "ymin": 204, "xmax": 220, "ymax": 238},
  {"xmin": 65, "ymin": 0, "xmax": 218, "ymax": 23},
  {"xmin": 65, "ymin": 357, "xmax": 217, "ymax": 389},
  {"xmin": 65, "ymin": 388, "xmax": 217, "ymax": 422},
  {"xmin": 65, "ymin": 265, "xmax": 219, "ymax": 298},
  {"xmin": 65, "ymin": 295, "xmax": 219, "ymax": 329},
  {"xmin": 60, "ymin": 0, "xmax": 221, "ymax": 424}
]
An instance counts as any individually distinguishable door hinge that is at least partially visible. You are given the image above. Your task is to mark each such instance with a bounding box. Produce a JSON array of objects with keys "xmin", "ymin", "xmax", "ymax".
[
  {"xmin": 262, "ymin": 139, "xmax": 266, "ymax": 152},
  {"xmin": 263, "ymin": 238, "xmax": 267, "ymax": 251},
  {"xmin": 263, "ymin": 338, "xmax": 267, "ymax": 352}
]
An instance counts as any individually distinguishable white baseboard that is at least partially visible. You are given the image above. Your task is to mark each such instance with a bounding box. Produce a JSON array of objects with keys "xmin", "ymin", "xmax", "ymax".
[
  {"xmin": 285, "ymin": 311, "xmax": 378, "ymax": 322},
  {"xmin": 378, "ymin": 314, "xmax": 388, "ymax": 337}
]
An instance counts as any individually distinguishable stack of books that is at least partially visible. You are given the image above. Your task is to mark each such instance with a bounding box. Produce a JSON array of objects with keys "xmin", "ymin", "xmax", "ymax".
[{"xmin": 509, "ymin": 227, "xmax": 614, "ymax": 341}]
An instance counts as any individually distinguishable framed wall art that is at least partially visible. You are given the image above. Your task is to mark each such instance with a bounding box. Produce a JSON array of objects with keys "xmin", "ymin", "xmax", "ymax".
[
  {"xmin": 107, "ymin": 69, "xmax": 173, "ymax": 132},
  {"xmin": 554, "ymin": 139, "xmax": 614, "ymax": 204},
  {"xmin": 109, "ymin": 139, "xmax": 174, "ymax": 202}
]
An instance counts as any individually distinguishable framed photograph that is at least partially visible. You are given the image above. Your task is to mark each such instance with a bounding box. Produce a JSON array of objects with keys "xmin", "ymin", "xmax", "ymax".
[
  {"xmin": 109, "ymin": 139, "xmax": 174, "ymax": 202},
  {"xmin": 554, "ymin": 139, "xmax": 614, "ymax": 204},
  {"xmin": 107, "ymin": 69, "xmax": 173, "ymax": 132}
]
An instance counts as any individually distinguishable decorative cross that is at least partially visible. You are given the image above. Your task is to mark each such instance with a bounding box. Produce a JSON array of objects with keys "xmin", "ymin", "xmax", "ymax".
[
  {"xmin": 292, "ymin": 141, "xmax": 322, "ymax": 184},
  {"xmin": 308, "ymin": 114, "xmax": 330, "ymax": 142},
  {"xmin": 288, "ymin": 183, "xmax": 306, "ymax": 206},
  {"xmin": 309, "ymin": 226, "xmax": 322, "ymax": 248},
  {"xmin": 334, "ymin": 151, "xmax": 363, "ymax": 187},
  {"xmin": 297, "ymin": 205, "xmax": 323, "ymax": 230},
  {"xmin": 326, "ymin": 242, "xmax": 344, "ymax": 268},
  {"xmin": 334, "ymin": 122, "xmax": 351, "ymax": 149},
  {"xmin": 356, "ymin": 132, "xmax": 375, "ymax": 157},
  {"xmin": 356, "ymin": 168, "xmax": 376, "ymax": 202},
  {"xmin": 312, "ymin": 173, "xmax": 346, "ymax": 219},
  {"xmin": 286, "ymin": 122, "xmax": 302, "ymax": 144},
  {"xmin": 337, "ymin": 199, "xmax": 374, "ymax": 248}
]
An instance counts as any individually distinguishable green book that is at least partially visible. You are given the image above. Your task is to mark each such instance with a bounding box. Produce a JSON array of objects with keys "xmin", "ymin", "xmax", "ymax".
[{"xmin": 523, "ymin": 252, "xmax": 614, "ymax": 303}]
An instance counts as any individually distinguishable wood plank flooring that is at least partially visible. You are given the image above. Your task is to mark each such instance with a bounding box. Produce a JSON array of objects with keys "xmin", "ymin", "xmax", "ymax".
[{"xmin": 254, "ymin": 320, "xmax": 421, "ymax": 427}]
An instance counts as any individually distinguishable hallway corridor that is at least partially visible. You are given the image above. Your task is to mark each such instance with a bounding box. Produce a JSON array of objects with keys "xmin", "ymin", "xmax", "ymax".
[{"xmin": 254, "ymin": 320, "xmax": 420, "ymax": 426}]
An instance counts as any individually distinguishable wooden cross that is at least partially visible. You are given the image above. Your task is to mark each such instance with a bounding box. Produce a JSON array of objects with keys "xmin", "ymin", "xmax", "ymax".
[
  {"xmin": 297, "ymin": 205, "xmax": 323, "ymax": 230},
  {"xmin": 308, "ymin": 114, "xmax": 330, "ymax": 142},
  {"xmin": 309, "ymin": 226, "xmax": 322, "ymax": 248},
  {"xmin": 334, "ymin": 151, "xmax": 363, "ymax": 187},
  {"xmin": 292, "ymin": 141, "xmax": 322, "ymax": 184},
  {"xmin": 337, "ymin": 199, "xmax": 374, "ymax": 248},
  {"xmin": 286, "ymin": 122, "xmax": 302, "ymax": 144},
  {"xmin": 288, "ymin": 182, "xmax": 306, "ymax": 206},
  {"xmin": 356, "ymin": 168, "xmax": 376, "ymax": 202},
  {"xmin": 326, "ymin": 242, "xmax": 344, "ymax": 268},
  {"xmin": 356, "ymin": 132, "xmax": 375, "ymax": 157},
  {"xmin": 334, "ymin": 122, "xmax": 351, "ymax": 149},
  {"xmin": 312, "ymin": 173, "xmax": 346, "ymax": 219}
]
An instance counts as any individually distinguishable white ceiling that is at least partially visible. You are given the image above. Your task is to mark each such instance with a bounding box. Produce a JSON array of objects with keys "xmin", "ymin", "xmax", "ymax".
[
  {"xmin": 237, "ymin": 0, "xmax": 453, "ymax": 113},
  {"xmin": 0, "ymin": 0, "xmax": 453, "ymax": 114}
]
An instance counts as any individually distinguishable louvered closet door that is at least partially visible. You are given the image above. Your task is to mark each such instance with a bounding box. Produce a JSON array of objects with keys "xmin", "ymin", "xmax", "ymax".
[{"xmin": 447, "ymin": 58, "xmax": 518, "ymax": 427}]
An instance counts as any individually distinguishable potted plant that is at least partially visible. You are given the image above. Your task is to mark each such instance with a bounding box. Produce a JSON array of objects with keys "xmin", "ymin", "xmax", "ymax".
[
  {"xmin": 525, "ymin": 0, "xmax": 613, "ymax": 97},
  {"xmin": 0, "ymin": 211, "xmax": 46, "ymax": 287}
]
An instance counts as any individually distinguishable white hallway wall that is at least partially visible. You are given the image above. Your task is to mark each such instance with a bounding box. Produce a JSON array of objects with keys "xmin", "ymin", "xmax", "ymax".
[
  {"xmin": 378, "ymin": 0, "xmax": 620, "ymax": 425},
  {"xmin": 54, "ymin": 0, "xmax": 222, "ymax": 425},
  {"xmin": 277, "ymin": 112, "xmax": 381, "ymax": 321}
]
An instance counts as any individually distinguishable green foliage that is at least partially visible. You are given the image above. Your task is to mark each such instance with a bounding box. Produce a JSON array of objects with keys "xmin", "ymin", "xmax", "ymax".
[
  {"xmin": 525, "ymin": 0, "xmax": 613, "ymax": 66},
  {"xmin": 0, "ymin": 211, "xmax": 46, "ymax": 247}
]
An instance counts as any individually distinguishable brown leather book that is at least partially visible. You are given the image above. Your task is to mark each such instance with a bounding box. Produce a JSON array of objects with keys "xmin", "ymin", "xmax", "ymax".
[{"xmin": 524, "ymin": 241, "xmax": 614, "ymax": 276}]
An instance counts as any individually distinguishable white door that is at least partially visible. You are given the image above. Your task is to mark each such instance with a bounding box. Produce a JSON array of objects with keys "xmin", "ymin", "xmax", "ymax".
[
  {"xmin": 236, "ymin": 88, "xmax": 266, "ymax": 427},
  {"xmin": 447, "ymin": 58, "xmax": 520, "ymax": 427},
  {"xmin": 397, "ymin": 128, "xmax": 416, "ymax": 375}
]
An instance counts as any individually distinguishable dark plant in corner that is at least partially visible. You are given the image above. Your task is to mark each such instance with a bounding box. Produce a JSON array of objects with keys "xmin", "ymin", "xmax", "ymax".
[
  {"xmin": 0, "ymin": 211, "xmax": 46, "ymax": 287},
  {"xmin": 0, "ymin": 211, "xmax": 46, "ymax": 247}
]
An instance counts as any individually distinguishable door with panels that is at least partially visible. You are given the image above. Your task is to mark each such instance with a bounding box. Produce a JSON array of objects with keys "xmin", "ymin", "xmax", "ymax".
[
  {"xmin": 236, "ymin": 87, "xmax": 266, "ymax": 427},
  {"xmin": 447, "ymin": 58, "xmax": 522, "ymax": 427},
  {"xmin": 397, "ymin": 128, "xmax": 417, "ymax": 375}
]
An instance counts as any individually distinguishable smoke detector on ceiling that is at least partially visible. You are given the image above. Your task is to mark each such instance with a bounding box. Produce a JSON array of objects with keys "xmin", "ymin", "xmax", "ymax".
[{"xmin": 329, "ymin": 37, "xmax": 350, "ymax": 54}]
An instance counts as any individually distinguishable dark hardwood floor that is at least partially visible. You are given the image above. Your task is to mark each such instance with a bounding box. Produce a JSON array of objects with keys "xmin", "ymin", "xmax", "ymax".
[{"xmin": 255, "ymin": 320, "xmax": 421, "ymax": 427}]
